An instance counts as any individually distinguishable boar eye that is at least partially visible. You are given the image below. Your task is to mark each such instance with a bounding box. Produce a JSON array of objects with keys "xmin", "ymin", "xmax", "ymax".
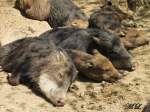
[
  {"xmin": 86, "ymin": 62, "xmax": 95, "ymax": 68},
  {"xmin": 72, "ymin": 22, "xmax": 78, "ymax": 26}
]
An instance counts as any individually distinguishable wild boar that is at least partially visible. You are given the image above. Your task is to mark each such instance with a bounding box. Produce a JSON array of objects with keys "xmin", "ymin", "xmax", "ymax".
[
  {"xmin": 0, "ymin": 37, "xmax": 78, "ymax": 106},
  {"xmin": 15, "ymin": 0, "xmax": 88, "ymax": 28},
  {"xmin": 67, "ymin": 49, "xmax": 122, "ymax": 82},
  {"xmin": 39, "ymin": 27, "xmax": 135, "ymax": 71}
]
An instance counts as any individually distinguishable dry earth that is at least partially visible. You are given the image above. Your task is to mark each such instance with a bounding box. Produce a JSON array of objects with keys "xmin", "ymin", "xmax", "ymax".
[{"xmin": 0, "ymin": 0, "xmax": 150, "ymax": 112}]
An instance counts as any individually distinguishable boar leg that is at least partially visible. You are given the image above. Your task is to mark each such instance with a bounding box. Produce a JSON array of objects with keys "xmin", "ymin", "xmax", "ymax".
[{"xmin": 7, "ymin": 73, "xmax": 20, "ymax": 86}]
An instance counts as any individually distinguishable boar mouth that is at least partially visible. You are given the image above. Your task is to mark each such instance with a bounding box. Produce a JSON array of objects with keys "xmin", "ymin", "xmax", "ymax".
[{"xmin": 48, "ymin": 89, "xmax": 66, "ymax": 107}]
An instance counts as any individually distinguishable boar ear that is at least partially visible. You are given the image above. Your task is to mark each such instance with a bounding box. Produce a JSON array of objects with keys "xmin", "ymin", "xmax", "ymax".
[
  {"xmin": 56, "ymin": 48, "xmax": 67, "ymax": 64},
  {"xmin": 92, "ymin": 37, "xmax": 102, "ymax": 44}
]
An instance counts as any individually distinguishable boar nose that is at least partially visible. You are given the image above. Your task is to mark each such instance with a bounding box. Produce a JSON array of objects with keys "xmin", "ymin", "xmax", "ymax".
[
  {"xmin": 115, "ymin": 72, "xmax": 122, "ymax": 78},
  {"xmin": 56, "ymin": 98, "xmax": 65, "ymax": 107},
  {"xmin": 128, "ymin": 61, "xmax": 137, "ymax": 71},
  {"xmin": 112, "ymin": 72, "xmax": 122, "ymax": 80},
  {"xmin": 110, "ymin": 71, "xmax": 122, "ymax": 82},
  {"xmin": 121, "ymin": 58, "xmax": 136, "ymax": 71}
]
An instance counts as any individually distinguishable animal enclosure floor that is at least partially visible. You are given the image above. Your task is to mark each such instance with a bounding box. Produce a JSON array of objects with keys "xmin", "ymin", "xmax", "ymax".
[{"xmin": 0, "ymin": 1, "xmax": 150, "ymax": 112}]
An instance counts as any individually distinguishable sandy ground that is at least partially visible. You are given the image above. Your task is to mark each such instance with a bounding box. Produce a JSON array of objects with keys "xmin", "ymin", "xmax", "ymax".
[{"xmin": 0, "ymin": 1, "xmax": 150, "ymax": 112}]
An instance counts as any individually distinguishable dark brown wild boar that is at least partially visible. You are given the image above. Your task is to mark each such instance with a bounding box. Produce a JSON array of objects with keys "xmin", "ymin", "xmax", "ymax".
[
  {"xmin": 121, "ymin": 29, "xmax": 149, "ymax": 49},
  {"xmin": 67, "ymin": 49, "xmax": 122, "ymax": 82},
  {"xmin": 39, "ymin": 27, "xmax": 135, "ymax": 71},
  {"xmin": 15, "ymin": 0, "xmax": 88, "ymax": 28},
  {"xmin": 0, "ymin": 37, "xmax": 78, "ymax": 107}
]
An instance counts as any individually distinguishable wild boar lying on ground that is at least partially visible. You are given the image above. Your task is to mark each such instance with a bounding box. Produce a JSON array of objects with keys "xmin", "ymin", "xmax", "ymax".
[
  {"xmin": 0, "ymin": 37, "xmax": 78, "ymax": 107},
  {"xmin": 67, "ymin": 49, "xmax": 122, "ymax": 82},
  {"xmin": 121, "ymin": 28, "xmax": 149, "ymax": 49},
  {"xmin": 39, "ymin": 27, "xmax": 135, "ymax": 71},
  {"xmin": 89, "ymin": 1, "xmax": 132, "ymax": 31},
  {"xmin": 15, "ymin": 0, "xmax": 88, "ymax": 28}
]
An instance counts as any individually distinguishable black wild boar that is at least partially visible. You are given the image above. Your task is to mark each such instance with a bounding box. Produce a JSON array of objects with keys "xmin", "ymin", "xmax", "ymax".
[
  {"xmin": 67, "ymin": 49, "xmax": 122, "ymax": 82},
  {"xmin": 0, "ymin": 37, "xmax": 78, "ymax": 107},
  {"xmin": 89, "ymin": 29, "xmax": 135, "ymax": 71},
  {"xmin": 39, "ymin": 27, "xmax": 134, "ymax": 71},
  {"xmin": 89, "ymin": 1, "xmax": 132, "ymax": 32},
  {"xmin": 15, "ymin": 0, "xmax": 88, "ymax": 28},
  {"xmin": 89, "ymin": 7, "xmax": 121, "ymax": 31}
]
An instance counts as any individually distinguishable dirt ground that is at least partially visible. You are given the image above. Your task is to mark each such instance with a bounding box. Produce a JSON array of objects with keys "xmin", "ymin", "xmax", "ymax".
[{"xmin": 0, "ymin": 1, "xmax": 150, "ymax": 112}]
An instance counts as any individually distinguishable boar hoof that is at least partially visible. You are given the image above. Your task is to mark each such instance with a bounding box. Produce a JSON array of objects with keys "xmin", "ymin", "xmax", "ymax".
[
  {"xmin": 7, "ymin": 75, "xmax": 20, "ymax": 86},
  {"xmin": 131, "ymin": 61, "xmax": 138, "ymax": 71}
]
